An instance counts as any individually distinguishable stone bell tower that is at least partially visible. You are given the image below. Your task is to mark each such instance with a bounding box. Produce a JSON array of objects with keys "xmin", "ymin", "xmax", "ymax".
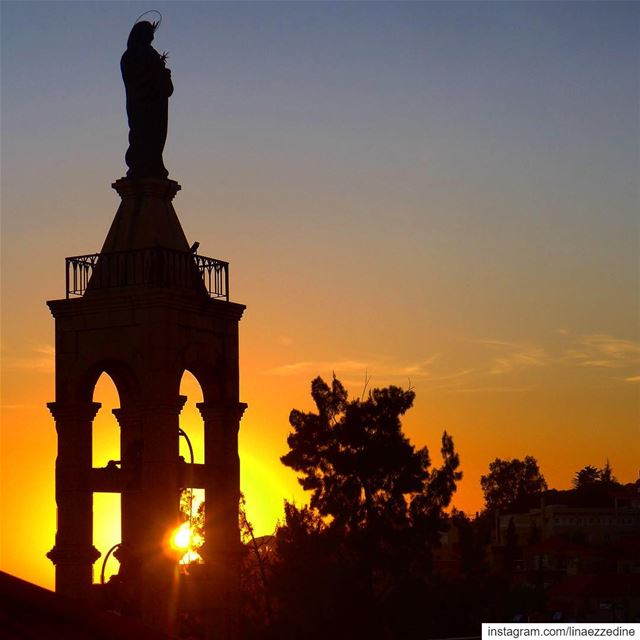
[{"xmin": 47, "ymin": 17, "xmax": 245, "ymax": 640}]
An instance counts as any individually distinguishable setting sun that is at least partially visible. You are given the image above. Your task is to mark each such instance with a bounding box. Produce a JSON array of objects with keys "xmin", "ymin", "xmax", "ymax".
[
  {"xmin": 170, "ymin": 522, "xmax": 203, "ymax": 565},
  {"xmin": 171, "ymin": 523, "xmax": 192, "ymax": 551}
]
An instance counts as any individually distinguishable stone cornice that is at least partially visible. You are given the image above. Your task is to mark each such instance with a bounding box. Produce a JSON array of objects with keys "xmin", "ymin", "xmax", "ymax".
[
  {"xmin": 112, "ymin": 395, "xmax": 187, "ymax": 420},
  {"xmin": 196, "ymin": 402, "xmax": 247, "ymax": 423},
  {"xmin": 47, "ymin": 544, "xmax": 101, "ymax": 565},
  {"xmin": 112, "ymin": 177, "xmax": 181, "ymax": 201},
  {"xmin": 47, "ymin": 401, "xmax": 101, "ymax": 422},
  {"xmin": 47, "ymin": 290, "xmax": 246, "ymax": 322}
]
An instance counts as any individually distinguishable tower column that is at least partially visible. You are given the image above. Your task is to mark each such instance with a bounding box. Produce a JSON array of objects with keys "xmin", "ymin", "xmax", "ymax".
[
  {"xmin": 197, "ymin": 401, "xmax": 247, "ymax": 640},
  {"xmin": 113, "ymin": 407, "xmax": 144, "ymax": 554},
  {"xmin": 112, "ymin": 406, "xmax": 144, "ymax": 614},
  {"xmin": 137, "ymin": 396, "xmax": 187, "ymax": 634},
  {"xmin": 47, "ymin": 401, "xmax": 102, "ymax": 599}
]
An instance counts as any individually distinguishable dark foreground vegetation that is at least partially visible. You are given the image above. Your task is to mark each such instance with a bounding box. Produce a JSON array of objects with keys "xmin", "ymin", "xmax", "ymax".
[{"xmin": 186, "ymin": 377, "xmax": 640, "ymax": 639}]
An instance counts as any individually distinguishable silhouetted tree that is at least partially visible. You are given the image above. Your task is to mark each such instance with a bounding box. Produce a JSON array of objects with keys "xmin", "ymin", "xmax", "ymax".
[
  {"xmin": 281, "ymin": 376, "xmax": 461, "ymax": 538},
  {"xmin": 451, "ymin": 509, "xmax": 487, "ymax": 574},
  {"xmin": 573, "ymin": 464, "xmax": 601, "ymax": 489},
  {"xmin": 272, "ymin": 375, "xmax": 463, "ymax": 639},
  {"xmin": 269, "ymin": 502, "xmax": 355, "ymax": 638},
  {"xmin": 239, "ymin": 494, "xmax": 274, "ymax": 630},
  {"xmin": 480, "ymin": 456, "xmax": 547, "ymax": 512},
  {"xmin": 600, "ymin": 460, "xmax": 617, "ymax": 485},
  {"xmin": 178, "ymin": 492, "xmax": 276, "ymax": 639},
  {"xmin": 573, "ymin": 461, "xmax": 619, "ymax": 489},
  {"xmin": 281, "ymin": 376, "xmax": 422, "ymax": 530}
]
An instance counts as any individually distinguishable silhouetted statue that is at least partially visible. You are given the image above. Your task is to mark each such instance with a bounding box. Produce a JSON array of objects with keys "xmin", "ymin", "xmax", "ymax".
[{"xmin": 121, "ymin": 21, "xmax": 173, "ymax": 179}]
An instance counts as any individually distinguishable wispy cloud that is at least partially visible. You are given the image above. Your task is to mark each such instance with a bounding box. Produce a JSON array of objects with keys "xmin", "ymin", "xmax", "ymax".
[
  {"xmin": 268, "ymin": 359, "xmax": 369, "ymax": 376},
  {"xmin": 3, "ymin": 345, "xmax": 54, "ymax": 373},
  {"xmin": 476, "ymin": 333, "xmax": 640, "ymax": 376},
  {"xmin": 0, "ymin": 404, "xmax": 37, "ymax": 410},
  {"xmin": 445, "ymin": 385, "xmax": 533, "ymax": 394},
  {"xmin": 265, "ymin": 332, "xmax": 640, "ymax": 394},
  {"xmin": 266, "ymin": 354, "xmax": 475, "ymax": 393},
  {"xmin": 562, "ymin": 334, "xmax": 640, "ymax": 369},
  {"xmin": 489, "ymin": 348, "xmax": 547, "ymax": 375},
  {"xmin": 475, "ymin": 339, "xmax": 548, "ymax": 375},
  {"xmin": 381, "ymin": 355, "xmax": 441, "ymax": 379},
  {"xmin": 266, "ymin": 354, "xmax": 442, "ymax": 379}
]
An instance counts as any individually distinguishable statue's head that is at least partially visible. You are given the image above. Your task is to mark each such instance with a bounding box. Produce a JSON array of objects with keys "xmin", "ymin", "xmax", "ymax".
[{"xmin": 127, "ymin": 21, "xmax": 155, "ymax": 48}]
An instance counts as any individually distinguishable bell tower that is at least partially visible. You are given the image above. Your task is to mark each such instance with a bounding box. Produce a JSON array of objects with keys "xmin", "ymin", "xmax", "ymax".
[
  {"xmin": 47, "ymin": 177, "xmax": 246, "ymax": 638},
  {"xmin": 46, "ymin": 16, "xmax": 245, "ymax": 639}
]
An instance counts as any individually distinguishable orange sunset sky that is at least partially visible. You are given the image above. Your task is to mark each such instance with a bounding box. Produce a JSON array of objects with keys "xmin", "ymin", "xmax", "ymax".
[{"xmin": 1, "ymin": 1, "xmax": 639, "ymax": 590}]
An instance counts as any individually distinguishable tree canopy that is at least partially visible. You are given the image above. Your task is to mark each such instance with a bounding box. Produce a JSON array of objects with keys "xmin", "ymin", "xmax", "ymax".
[
  {"xmin": 573, "ymin": 465, "xmax": 601, "ymax": 489},
  {"xmin": 480, "ymin": 456, "xmax": 547, "ymax": 512},
  {"xmin": 281, "ymin": 375, "xmax": 462, "ymax": 538},
  {"xmin": 573, "ymin": 461, "xmax": 618, "ymax": 489},
  {"xmin": 272, "ymin": 375, "xmax": 463, "ymax": 638}
]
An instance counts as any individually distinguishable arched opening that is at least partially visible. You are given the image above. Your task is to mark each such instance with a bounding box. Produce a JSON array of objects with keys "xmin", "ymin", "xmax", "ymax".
[
  {"xmin": 92, "ymin": 372, "xmax": 120, "ymax": 467},
  {"xmin": 179, "ymin": 370, "xmax": 204, "ymax": 464},
  {"xmin": 92, "ymin": 372, "xmax": 122, "ymax": 583},
  {"xmin": 178, "ymin": 370, "xmax": 205, "ymax": 563}
]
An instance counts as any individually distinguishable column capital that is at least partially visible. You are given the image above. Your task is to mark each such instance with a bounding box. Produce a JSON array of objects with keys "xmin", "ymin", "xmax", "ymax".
[
  {"xmin": 112, "ymin": 407, "xmax": 141, "ymax": 426},
  {"xmin": 47, "ymin": 544, "xmax": 101, "ymax": 566},
  {"xmin": 153, "ymin": 394, "xmax": 188, "ymax": 416},
  {"xmin": 47, "ymin": 402, "xmax": 101, "ymax": 422},
  {"xmin": 196, "ymin": 402, "xmax": 247, "ymax": 423},
  {"xmin": 112, "ymin": 396, "xmax": 188, "ymax": 423}
]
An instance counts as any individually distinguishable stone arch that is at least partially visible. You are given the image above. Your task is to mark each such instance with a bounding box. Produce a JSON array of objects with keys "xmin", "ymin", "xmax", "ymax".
[
  {"xmin": 91, "ymin": 371, "xmax": 121, "ymax": 466},
  {"xmin": 180, "ymin": 360, "xmax": 211, "ymax": 397},
  {"xmin": 180, "ymin": 357, "xmax": 231, "ymax": 405},
  {"xmin": 81, "ymin": 359, "xmax": 140, "ymax": 407},
  {"xmin": 90, "ymin": 370, "xmax": 124, "ymax": 583},
  {"xmin": 178, "ymin": 368, "xmax": 205, "ymax": 465}
]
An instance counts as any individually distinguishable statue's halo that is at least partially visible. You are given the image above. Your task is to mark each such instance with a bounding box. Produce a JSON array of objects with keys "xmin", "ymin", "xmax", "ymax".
[{"xmin": 133, "ymin": 10, "xmax": 162, "ymax": 31}]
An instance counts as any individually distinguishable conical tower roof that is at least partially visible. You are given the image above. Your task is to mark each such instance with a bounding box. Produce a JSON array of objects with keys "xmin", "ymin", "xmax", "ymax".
[{"xmin": 100, "ymin": 178, "xmax": 190, "ymax": 253}]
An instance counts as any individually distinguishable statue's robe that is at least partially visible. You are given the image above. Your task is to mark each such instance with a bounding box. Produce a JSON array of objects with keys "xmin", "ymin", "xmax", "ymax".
[{"xmin": 121, "ymin": 22, "xmax": 173, "ymax": 179}]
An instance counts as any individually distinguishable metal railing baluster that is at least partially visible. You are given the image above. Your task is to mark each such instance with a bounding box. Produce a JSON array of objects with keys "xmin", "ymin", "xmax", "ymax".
[{"xmin": 64, "ymin": 248, "xmax": 229, "ymax": 300}]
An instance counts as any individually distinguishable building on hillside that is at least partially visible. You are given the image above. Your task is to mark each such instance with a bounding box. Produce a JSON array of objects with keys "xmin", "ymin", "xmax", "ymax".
[{"xmin": 494, "ymin": 481, "xmax": 640, "ymax": 546}]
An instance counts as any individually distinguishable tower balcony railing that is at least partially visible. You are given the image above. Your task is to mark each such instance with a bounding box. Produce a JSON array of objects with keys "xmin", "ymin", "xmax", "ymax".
[{"xmin": 65, "ymin": 247, "xmax": 229, "ymax": 301}]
